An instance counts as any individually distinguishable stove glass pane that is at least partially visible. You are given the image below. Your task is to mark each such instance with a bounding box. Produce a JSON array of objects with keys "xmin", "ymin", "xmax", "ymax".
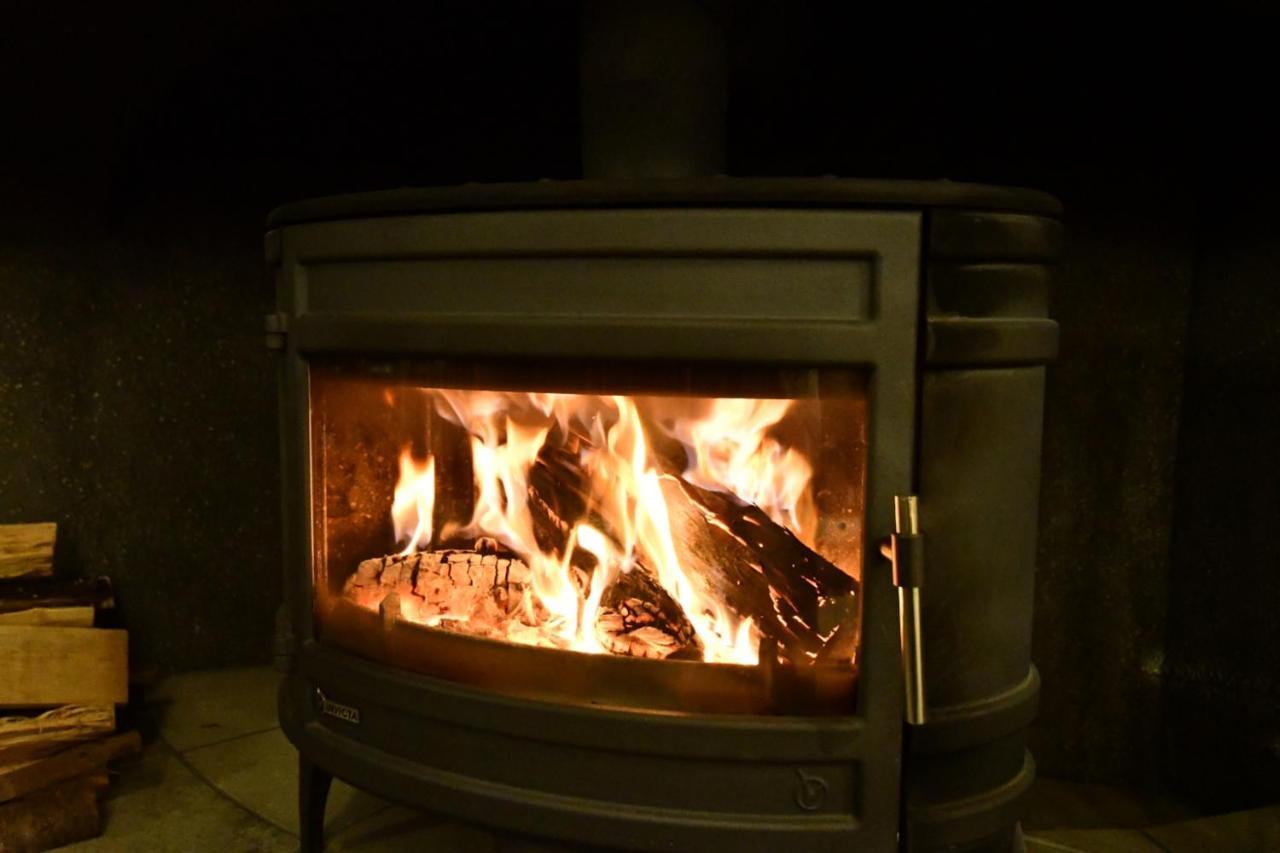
[{"xmin": 308, "ymin": 357, "xmax": 868, "ymax": 714}]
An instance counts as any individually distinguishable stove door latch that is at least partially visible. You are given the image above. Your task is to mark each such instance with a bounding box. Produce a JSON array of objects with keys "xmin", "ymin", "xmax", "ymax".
[{"xmin": 881, "ymin": 495, "xmax": 926, "ymax": 726}]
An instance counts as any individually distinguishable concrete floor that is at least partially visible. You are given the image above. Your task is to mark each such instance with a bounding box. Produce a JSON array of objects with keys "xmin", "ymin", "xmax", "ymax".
[{"xmin": 60, "ymin": 666, "xmax": 1280, "ymax": 852}]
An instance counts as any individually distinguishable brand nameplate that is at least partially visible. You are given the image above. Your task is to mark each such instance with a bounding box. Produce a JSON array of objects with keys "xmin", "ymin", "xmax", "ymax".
[{"xmin": 316, "ymin": 689, "xmax": 360, "ymax": 725}]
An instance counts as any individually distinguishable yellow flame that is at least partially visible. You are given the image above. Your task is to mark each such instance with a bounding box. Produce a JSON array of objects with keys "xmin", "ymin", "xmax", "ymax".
[
  {"xmin": 592, "ymin": 397, "xmax": 758, "ymax": 663},
  {"xmin": 573, "ymin": 523, "xmax": 615, "ymax": 653},
  {"xmin": 672, "ymin": 398, "xmax": 817, "ymax": 547},
  {"xmin": 389, "ymin": 391, "xmax": 800, "ymax": 665},
  {"xmin": 391, "ymin": 449, "xmax": 435, "ymax": 556}
]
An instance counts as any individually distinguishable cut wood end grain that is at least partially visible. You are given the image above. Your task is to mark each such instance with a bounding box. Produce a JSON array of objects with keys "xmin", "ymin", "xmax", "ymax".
[
  {"xmin": 0, "ymin": 730, "xmax": 140, "ymax": 803},
  {"xmin": 0, "ymin": 705, "xmax": 116, "ymax": 764},
  {"xmin": 0, "ymin": 523, "xmax": 56, "ymax": 580},
  {"xmin": 0, "ymin": 627, "xmax": 128, "ymax": 709},
  {"xmin": 0, "ymin": 774, "xmax": 102, "ymax": 852},
  {"xmin": 0, "ymin": 606, "xmax": 94, "ymax": 628}
]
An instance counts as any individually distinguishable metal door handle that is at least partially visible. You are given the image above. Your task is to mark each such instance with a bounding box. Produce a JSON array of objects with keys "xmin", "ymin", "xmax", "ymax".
[{"xmin": 882, "ymin": 495, "xmax": 926, "ymax": 725}]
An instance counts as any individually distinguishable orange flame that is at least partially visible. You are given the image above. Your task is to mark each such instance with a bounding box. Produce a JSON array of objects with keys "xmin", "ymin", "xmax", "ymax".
[
  {"xmin": 387, "ymin": 391, "xmax": 821, "ymax": 666},
  {"xmin": 670, "ymin": 398, "xmax": 817, "ymax": 547},
  {"xmin": 391, "ymin": 448, "xmax": 435, "ymax": 556},
  {"xmin": 588, "ymin": 397, "xmax": 758, "ymax": 664}
]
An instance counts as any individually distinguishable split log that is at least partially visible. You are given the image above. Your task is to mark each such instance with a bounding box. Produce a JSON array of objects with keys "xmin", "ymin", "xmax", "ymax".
[
  {"xmin": 346, "ymin": 547, "xmax": 532, "ymax": 606},
  {"xmin": 347, "ymin": 424, "xmax": 858, "ymax": 663},
  {"xmin": 0, "ymin": 606, "xmax": 94, "ymax": 628},
  {"xmin": 0, "ymin": 706, "xmax": 115, "ymax": 765},
  {"xmin": 0, "ymin": 577, "xmax": 114, "ymax": 615},
  {"xmin": 596, "ymin": 574, "xmax": 702, "ymax": 659},
  {"xmin": 345, "ymin": 547, "xmax": 535, "ymax": 642},
  {"xmin": 659, "ymin": 476, "xmax": 859, "ymax": 663},
  {"xmin": 344, "ymin": 541, "xmax": 700, "ymax": 658},
  {"xmin": 0, "ymin": 627, "xmax": 128, "ymax": 708},
  {"xmin": 529, "ymin": 446, "xmax": 703, "ymax": 659},
  {"xmin": 0, "ymin": 730, "xmax": 140, "ymax": 803},
  {"xmin": 528, "ymin": 442, "xmax": 858, "ymax": 663},
  {"xmin": 0, "ymin": 775, "xmax": 102, "ymax": 853},
  {"xmin": 0, "ymin": 524, "xmax": 55, "ymax": 580}
]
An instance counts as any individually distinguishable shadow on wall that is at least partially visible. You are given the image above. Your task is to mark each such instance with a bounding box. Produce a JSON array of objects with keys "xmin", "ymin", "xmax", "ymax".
[{"xmin": 1161, "ymin": 189, "xmax": 1280, "ymax": 811}]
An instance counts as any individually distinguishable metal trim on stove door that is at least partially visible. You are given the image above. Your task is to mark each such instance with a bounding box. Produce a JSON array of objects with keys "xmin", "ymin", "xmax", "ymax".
[{"xmin": 272, "ymin": 206, "xmax": 921, "ymax": 852}]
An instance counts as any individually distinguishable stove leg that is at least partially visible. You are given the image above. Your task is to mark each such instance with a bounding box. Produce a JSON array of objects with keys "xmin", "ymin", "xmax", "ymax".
[{"xmin": 298, "ymin": 754, "xmax": 332, "ymax": 853}]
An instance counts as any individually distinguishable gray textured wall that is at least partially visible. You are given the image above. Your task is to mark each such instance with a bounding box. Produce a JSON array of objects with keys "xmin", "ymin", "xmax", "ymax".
[
  {"xmin": 0, "ymin": 204, "xmax": 279, "ymax": 669},
  {"xmin": 1030, "ymin": 179, "xmax": 1196, "ymax": 786},
  {"xmin": 0, "ymin": 1, "xmax": 578, "ymax": 672},
  {"xmin": 2, "ymin": 2, "xmax": 1275, "ymax": 808},
  {"xmin": 1161, "ymin": 184, "xmax": 1280, "ymax": 809}
]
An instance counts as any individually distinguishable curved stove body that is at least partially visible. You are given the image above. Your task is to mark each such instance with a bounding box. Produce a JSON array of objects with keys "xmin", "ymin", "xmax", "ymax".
[{"xmin": 267, "ymin": 179, "xmax": 1060, "ymax": 853}]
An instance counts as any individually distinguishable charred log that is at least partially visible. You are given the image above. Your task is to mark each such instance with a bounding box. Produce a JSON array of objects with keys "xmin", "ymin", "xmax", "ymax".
[
  {"xmin": 659, "ymin": 475, "xmax": 859, "ymax": 663},
  {"xmin": 528, "ymin": 446, "xmax": 704, "ymax": 659},
  {"xmin": 598, "ymin": 568, "xmax": 702, "ymax": 659},
  {"xmin": 529, "ymin": 442, "xmax": 858, "ymax": 664},
  {"xmin": 343, "ymin": 542, "xmax": 700, "ymax": 659},
  {"xmin": 344, "ymin": 548, "xmax": 529, "ymax": 638}
]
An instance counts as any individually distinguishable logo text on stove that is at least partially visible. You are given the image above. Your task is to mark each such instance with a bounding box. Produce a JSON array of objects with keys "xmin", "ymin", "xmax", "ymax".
[{"xmin": 315, "ymin": 689, "xmax": 360, "ymax": 725}]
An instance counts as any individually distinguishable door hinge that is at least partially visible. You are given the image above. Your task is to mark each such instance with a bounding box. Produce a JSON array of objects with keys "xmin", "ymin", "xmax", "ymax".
[{"xmin": 264, "ymin": 312, "xmax": 289, "ymax": 351}]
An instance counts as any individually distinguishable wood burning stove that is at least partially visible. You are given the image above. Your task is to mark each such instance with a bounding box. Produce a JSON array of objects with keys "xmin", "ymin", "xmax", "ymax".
[{"xmin": 267, "ymin": 177, "xmax": 1060, "ymax": 852}]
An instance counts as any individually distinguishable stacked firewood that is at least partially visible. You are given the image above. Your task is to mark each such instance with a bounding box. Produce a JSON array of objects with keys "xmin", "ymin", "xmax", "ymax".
[{"xmin": 0, "ymin": 523, "xmax": 136, "ymax": 852}]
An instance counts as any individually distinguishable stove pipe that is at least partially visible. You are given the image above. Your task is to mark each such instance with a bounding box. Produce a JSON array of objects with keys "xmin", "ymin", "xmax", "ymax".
[{"xmin": 579, "ymin": 0, "xmax": 728, "ymax": 179}]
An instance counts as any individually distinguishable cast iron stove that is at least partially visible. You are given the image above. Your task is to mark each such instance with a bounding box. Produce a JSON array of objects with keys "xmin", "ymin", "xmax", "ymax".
[{"xmin": 268, "ymin": 6, "xmax": 1061, "ymax": 852}]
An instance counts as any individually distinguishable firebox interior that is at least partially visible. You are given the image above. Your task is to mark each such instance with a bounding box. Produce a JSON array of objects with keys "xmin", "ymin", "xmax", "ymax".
[{"xmin": 309, "ymin": 357, "xmax": 867, "ymax": 714}]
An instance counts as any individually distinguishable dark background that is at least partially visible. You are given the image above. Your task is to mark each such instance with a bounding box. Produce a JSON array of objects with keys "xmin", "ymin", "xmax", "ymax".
[{"xmin": 2, "ymin": 3, "xmax": 1276, "ymax": 813}]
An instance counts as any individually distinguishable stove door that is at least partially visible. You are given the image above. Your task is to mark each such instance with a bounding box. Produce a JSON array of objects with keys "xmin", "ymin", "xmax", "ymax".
[{"xmin": 271, "ymin": 206, "xmax": 920, "ymax": 852}]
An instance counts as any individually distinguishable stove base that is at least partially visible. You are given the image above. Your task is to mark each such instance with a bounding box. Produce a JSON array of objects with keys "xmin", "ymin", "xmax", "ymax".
[
  {"xmin": 298, "ymin": 754, "xmax": 650, "ymax": 853},
  {"xmin": 297, "ymin": 750, "xmax": 1025, "ymax": 853}
]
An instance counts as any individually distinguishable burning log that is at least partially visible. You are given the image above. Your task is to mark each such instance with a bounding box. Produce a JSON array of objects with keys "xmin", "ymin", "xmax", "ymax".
[
  {"xmin": 343, "ymin": 542, "xmax": 703, "ymax": 659},
  {"xmin": 344, "ymin": 547, "xmax": 530, "ymax": 639},
  {"xmin": 596, "ymin": 566, "xmax": 703, "ymax": 659},
  {"xmin": 345, "ymin": 396, "xmax": 858, "ymax": 666},
  {"xmin": 528, "ymin": 443, "xmax": 857, "ymax": 664},
  {"xmin": 658, "ymin": 475, "xmax": 859, "ymax": 663},
  {"xmin": 527, "ymin": 449, "xmax": 704, "ymax": 659}
]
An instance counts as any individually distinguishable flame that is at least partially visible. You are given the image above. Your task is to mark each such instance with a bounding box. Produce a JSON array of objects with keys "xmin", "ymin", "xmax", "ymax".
[
  {"xmin": 586, "ymin": 397, "xmax": 758, "ymax": 664},
  {"xmin": 391, "ymin": 449, "xmax": 435, "ymax": 556},
  {"xmin": 384, "ymin": 390, "xmax": 820, "ymax": 666},
  {"xmin": 572, "ymin": 523, "xmax": 615, "ymax": 654},
  {"xmin": 669, "ymin": 398, "xmax": 817, "ymax": 547}
]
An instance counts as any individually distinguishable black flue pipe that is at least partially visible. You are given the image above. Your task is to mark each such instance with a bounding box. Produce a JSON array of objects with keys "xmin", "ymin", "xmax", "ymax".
[{"xmin": 579, "ymin": 0, "xmax": 727, "ymax": 179}]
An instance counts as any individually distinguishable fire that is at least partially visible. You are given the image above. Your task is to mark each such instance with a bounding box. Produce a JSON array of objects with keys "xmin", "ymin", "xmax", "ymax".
[
  {"xmin": 586, "ymin": 396, "xmax": 756, "ymax": 664},
  {"xmin": 391, "ymin": 449, "xmax": 435, "ymax": 556},
  {"xmin": 379, "ymin": 390, "xmax": 822, "ymax": 667},
  {"xmin": 671, "ymin": 398, "xmax": 817, "ymax": 547}
]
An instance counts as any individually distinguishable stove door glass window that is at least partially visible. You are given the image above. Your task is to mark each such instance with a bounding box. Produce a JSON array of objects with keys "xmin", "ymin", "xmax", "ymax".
[{"xmin": 309, "ymin": 357, "xmax": 868, "ymax": 715}]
